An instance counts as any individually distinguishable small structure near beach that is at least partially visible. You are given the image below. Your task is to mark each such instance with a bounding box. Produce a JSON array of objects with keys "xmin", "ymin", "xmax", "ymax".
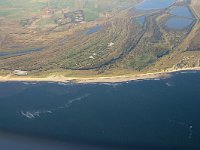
[{"xmin": 13, "ymin": 70, "xmax": 28, "ymax": 76}]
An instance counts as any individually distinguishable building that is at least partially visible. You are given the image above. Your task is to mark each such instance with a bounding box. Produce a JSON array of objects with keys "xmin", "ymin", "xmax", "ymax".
[{"xmin": 13, "ymin": 70, "xmax": 28, "ymax": 76}]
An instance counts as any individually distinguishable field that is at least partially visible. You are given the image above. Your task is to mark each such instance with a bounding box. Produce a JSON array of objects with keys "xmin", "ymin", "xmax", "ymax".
[{"xmin": 0, "ymin": 0, "xmax": 140, "ymax": 20}]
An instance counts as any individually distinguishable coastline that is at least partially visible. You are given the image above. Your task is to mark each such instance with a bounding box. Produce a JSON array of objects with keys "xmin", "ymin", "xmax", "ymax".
[{"xmin": 0, "ymin": 67, "xmax": 200, "ymax": 84}]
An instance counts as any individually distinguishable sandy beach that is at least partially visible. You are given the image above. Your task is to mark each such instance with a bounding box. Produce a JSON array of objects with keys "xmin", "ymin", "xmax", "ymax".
[{"xmin": 0, "ymin": 67, "xmax": 200, "ymax": 83}]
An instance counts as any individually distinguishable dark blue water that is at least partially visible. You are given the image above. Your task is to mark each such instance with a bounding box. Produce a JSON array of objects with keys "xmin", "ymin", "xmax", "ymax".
[
  {"xmin": 0, "ymin": 48, "xmax": 43, "ymax": 57},
  {"xmin": 135, "ymin": 0, "xmax": 175, "ymax": 11},
  {"xmin": 170, "ymin": 6, "xmax": 193, "ymax": 18},
  {"xmin": 85, "ymin": 25, "xmax": 103, "ymax": 35},
  {"xmin": 0, "ymin": 71, "xmax": 200, "ymax": 150},
  {"xmin": 165, "ymin": 17, "xmax": 194, "ymax": 30}
]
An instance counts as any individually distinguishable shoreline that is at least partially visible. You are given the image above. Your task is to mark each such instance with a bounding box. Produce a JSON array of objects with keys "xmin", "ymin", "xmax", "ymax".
[{"xmin": 0, "ymin": 67, "xmax": 200, "ymax": 84}]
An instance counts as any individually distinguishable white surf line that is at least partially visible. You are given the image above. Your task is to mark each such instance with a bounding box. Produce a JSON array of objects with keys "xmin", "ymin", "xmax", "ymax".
[{"xmin": 23, "ymin": 82, "xmax": 38, "ymax": 85}]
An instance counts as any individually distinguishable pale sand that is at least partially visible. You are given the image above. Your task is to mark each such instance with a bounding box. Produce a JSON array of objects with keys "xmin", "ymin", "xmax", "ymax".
[{"xmin": 0, "ymin": 67, "xmax": 200, "ymax": 84}]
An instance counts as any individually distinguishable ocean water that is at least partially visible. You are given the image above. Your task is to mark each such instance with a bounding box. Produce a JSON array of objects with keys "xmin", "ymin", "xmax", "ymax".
[{"xmin": 0, "ymin": 71, "xmax": 200, "ymax": 150}]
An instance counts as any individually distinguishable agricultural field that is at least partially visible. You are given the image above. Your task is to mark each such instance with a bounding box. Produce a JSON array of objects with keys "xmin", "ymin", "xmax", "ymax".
[{"xmin": 0, "ymin": 0, "xmax": 140, "ymax": 21}]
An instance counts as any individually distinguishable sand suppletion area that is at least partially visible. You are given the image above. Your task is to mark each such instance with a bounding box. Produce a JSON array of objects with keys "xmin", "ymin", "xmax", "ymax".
[{"xmin": 0, "ymin": 67, "xmax": 200, "ymax": 83}]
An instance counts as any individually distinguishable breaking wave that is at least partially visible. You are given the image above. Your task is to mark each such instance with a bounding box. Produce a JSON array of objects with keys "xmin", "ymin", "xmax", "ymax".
[
  {"xmin": 57, "ymin": 82, "xmax": 69, "ymax": 86},
  {"xmin": 23, "ymin": 82, "xmax": 38, "ymax": 85},
  {"xmin": 179, "ymin": 71, "xmax": 197, "ymax": 74}
]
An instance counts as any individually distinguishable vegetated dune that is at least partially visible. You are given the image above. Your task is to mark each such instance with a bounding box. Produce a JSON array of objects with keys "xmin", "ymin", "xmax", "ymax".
[
  {"xmin": 188, "ymin": 24, "xmax": 200, "ymax": 51},
  {"xmin": 0, "ymin": 0, "xmax": 200, "ymax": 78}
]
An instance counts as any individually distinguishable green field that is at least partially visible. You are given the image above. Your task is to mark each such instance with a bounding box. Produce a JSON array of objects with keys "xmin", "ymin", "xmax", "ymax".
[{"xmin": 0, "ymin": 0, "xmax": 140, "ymax": 21}]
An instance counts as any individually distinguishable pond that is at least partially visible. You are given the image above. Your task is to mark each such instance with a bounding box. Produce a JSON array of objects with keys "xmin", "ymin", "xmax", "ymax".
[
  {"xmin": 135, "ymin": 0, "xmax": 175, "ymax": 11},
  {"xmin": 165, "ymin": 17, "xmax": 194, "ymax": 30},
  {"xmin": 85, "ymin": 25, "xmax": 103, "ymax": 35},
  {"xmin": 136, "ymin": 16, "xmax": 146, "ymax": 26},
  {"xmin": 170, "ymin": 6, "xmax": 194, "ymax": 18}
]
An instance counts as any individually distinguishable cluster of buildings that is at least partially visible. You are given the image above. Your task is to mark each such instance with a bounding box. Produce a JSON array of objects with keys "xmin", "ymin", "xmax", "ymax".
[
  {"xmin": 56, "ymin": 10, "xmax": 85, "ymax": 25},
  {"xmin": 22, "ymin": 6, "xmax": 86, "ymax": 28}
]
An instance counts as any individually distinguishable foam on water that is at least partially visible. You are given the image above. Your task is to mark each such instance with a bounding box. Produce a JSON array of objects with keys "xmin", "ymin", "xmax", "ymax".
[
  {"xmin": 166, "ymin": 82, "xmax": 174, "ymax": 87},
  {"xmin": 19, "ymin": 94, "xmax": 90, "ymax": 119},
  {"xmin": 169, "ymin": 119, "xmax": 194, "ymax": 140}
]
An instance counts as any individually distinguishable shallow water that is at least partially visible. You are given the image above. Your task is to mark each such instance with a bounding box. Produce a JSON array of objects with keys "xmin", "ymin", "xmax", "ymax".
[{"xmin": 0, "ymin": 71, "xmax": 200, "ymax": 149}]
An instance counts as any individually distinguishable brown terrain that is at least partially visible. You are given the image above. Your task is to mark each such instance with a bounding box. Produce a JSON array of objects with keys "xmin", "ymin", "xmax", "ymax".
[{"xmin": 0, "ymin": 0, "xmax": 200, "ymax": 81}]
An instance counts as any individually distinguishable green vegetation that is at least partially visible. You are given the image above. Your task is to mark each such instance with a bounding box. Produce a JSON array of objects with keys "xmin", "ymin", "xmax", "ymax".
[
  {"xmin": 0, "ymin": 10, "xmax": 13, "ymax": 16},
  {"xmin": 129, "ymin": 54, "xmax": 157, "ymax": 70},
  {"xmin": 0, "ymin": 0, "xmax": 140, "ymax": 20},
  {"xmin": 84, "ymin": 7, "xmax": 101, "ymax": 22}
]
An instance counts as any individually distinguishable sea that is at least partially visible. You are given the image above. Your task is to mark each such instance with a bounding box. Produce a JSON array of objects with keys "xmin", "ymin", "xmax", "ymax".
[{"xmin": 0, "ymin": 71, "xmax": 200, "ymax": 150}]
